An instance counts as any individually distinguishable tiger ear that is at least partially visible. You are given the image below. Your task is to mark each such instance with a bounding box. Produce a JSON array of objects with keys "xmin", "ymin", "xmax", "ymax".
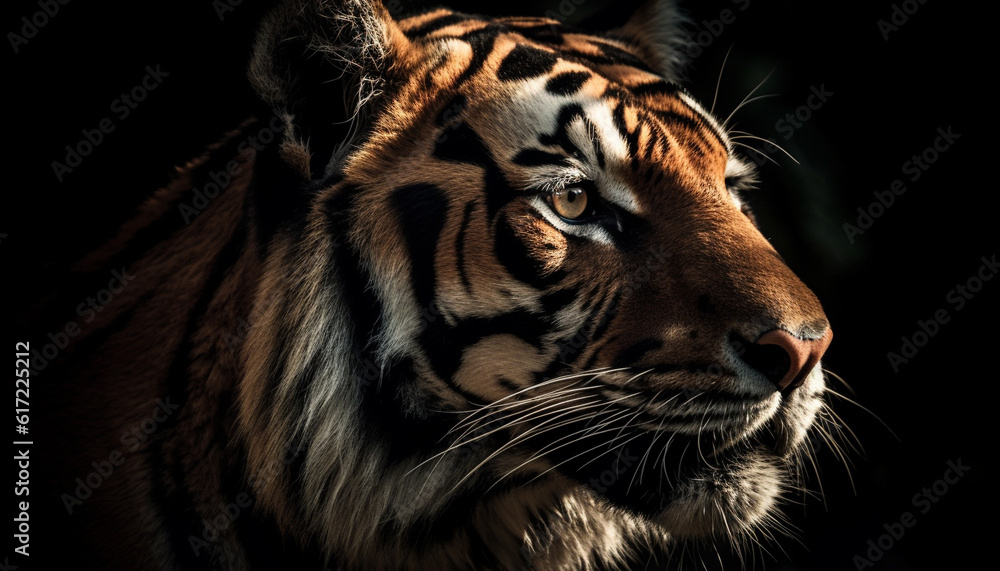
[
  {"xmin": 611, "ymin": 0, "xmax": 689, "ymax": 80},
  {"xmin": 249, "ymin": 0, "xmax": 413, "ymax": 181}
]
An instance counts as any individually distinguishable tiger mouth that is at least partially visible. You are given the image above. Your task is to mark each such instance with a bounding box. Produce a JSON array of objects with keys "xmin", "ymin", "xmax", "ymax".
[{"xmin": 535, "ymin": 387, "xmax": 812, "ymax": 529}]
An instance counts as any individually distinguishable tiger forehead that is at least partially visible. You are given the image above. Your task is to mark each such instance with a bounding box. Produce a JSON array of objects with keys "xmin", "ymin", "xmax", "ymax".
[
  {"xmin": 401, "ymin": 10, "xmax": 666, "ymax": 91},
  {"xmin": 399, "ymin": 9, "xmax": 730, "ymax": 167}
]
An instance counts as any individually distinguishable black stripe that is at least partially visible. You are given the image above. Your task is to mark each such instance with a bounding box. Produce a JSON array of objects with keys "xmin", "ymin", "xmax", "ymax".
[
  {"xmin": 404, "ymin": 13, "xmax": 470, "ymax": 38},
  {"xmin": 593, "ymin": 40, "xmax": 654, "ymax": 72},
  {"xmin": 360, "ymin": 357, "xmax": 458, "ymax": 464},
  {"xmin": 650, "ymin": 108, "xmax": 727, "ymax": 150},
  {"xmin": 149, "ymin": 220, "xmax": 248, "ymax": 570},
  {"xmin": 643, "ymin": 114, "xmax": 672, "ymax": 163},
  {"xmin": 545, "ymin": 71, "xmax": 592, "ymax": 95},
  {"xmin": 610, "ymin": 99, "xmax": 642, "ymax": 171},
  {"xmin": 538, "ymin": 103, "xmax": 585, "ymax": 158},
  {"xmin": 504, "ymin": 22, "xmax": 567, "ymax": 45},
  {"xmin": 605, "ymin": 82, "xmax": 727, "ymax": 151},
  {"xmin": 630, "ymin": 80, "xmax": 681, "ymax": 97},
  {"xmin": 392, "ymin": 184, "xmax": 449, "ymax": 306},
  {"xmin": 512, "ymin": 148, "xmax": 569, "ymax": 167},
  {"xmin": 497, "ymin": 44, "xmax": 559, "ymax": 82},
  {"xmin": 326, "ymin": 187, "xmax": 456, "ymax": 464},
  {"xmin": 539, "ymin": 287, "xmax": 578, "ymax": 315},
  {"xmin": 583, "ymin": 117, "xmax": 606, "ymax": 169},
  {"xmin": 324, "ymin": 184, "xmax": 387, "ymax": 359},
  {"xmin": 494, "ymin": 211, "xmax": 565, "ymax": 288},
  {"xmin": 455, "ymin": 26, "xmax": 502, "ymax": 87},
  {"xmin": 557, "ymin": 288, "xmax": 612, "ymax": 366},
  {"xmin": 422, "ymin": 310, "xmax": 552, "ymax": 384},
  {"xmin": 559, "ymin": 46, "xmax": 651, "ymax": 74},
  {"xmin": 431, "ymin": 121, "xmax": 511, "ymax": 223},
  {"xmin": 436, "ymin": 94, "xmax": 468, "ymax": 126},
  {"xmin": 590, "ymin": 289, "xmax": 621, "ymax": 342},
  {"xmin": 611, "ymin": 338, "xmax": 663, "ymax": 369},
  {"xmin": 581, "ymin": 335, "xmax": 618, "ymax": 371},
  {"xmin": 434, "ymin": 121, "xmax": 492, "ymax": 166},
  {"xmin": 456, "ymin": 200, "xmax": 476, "ymax": 294},
  {"xmin": 498, "ymin": 377, "xmax": 520, "ymax": 392}
]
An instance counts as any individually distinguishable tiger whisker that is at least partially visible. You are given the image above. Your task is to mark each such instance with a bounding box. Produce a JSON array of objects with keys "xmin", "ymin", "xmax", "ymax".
[
  {"xmin": 801, "ymin": 433, "xmax": 828, "ymax": 509},
  {"xmin": 445, "ymin": 383, "xmax": 608, "ymax": 438},
  {"xmin": 445, "ymin": 388, "xmax": 604, "ymax": 450},
  {"xmin": 729, "ymin": 134, "xmax": 800, "ymax": 164},
  {"xmin": 441, "ymin": 368, "xmax": 632, "ymax": 442},
  {"xmin": 417, "ymin": 393, "xmax": 607, "ymax": 475},
  {"xmin": 823, "ymin": 387, "xmax": 897, "ymax": 445},
  {"xmin": 443, "ymin": 369, "xmax": 614, "ymax": 426},
  {"xmin": 710, "ymin": 44, "xmax": 735, "ymax": 116},
  {"xmin": 657, "ymin": 430, "xmax": 683, "ymax": 488},
  {"xmin": 405, "ymin": 391, "xmax": 607, "ymax": 479},
  {"xmin": 628, "ymin": 387, "xmax": 671, "ymax": 492},
  {"xmin": 438, "ymin": 370, "xmax": 650, "ymax": 482},
  {"xmin": 446, "ymin": 395, "xmax": 642, "ymax": 492},
  {"xmin": 482, "ymin": 394, "xmax": 642, "ymax": 465},
  {"xmin": 694, "ymin": 405, "xmax": 716, "ymax": 471},
  {"xmin": 484, "ymin": 407, "xmax": 641, "ymax": 493},
  {"xmin": 731, "ymin": 141, "xmax": 781, "ymax": 167},
  {"xmin": 519, "ymin": 425, "xmax": 650, "ymax": 489},
  {"xmin": 821, "ymin": 367, "xmax": 856, "ymax": 394},
  {"xmin": 722, "ymin": 69, "xmax": 776, "ymax": 129}
]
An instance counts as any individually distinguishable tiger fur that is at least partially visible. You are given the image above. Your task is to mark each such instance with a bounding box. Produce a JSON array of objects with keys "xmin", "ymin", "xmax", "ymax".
[{"xmin": 36, "ymin": 1, "xmax": 834, "ymax": 569}]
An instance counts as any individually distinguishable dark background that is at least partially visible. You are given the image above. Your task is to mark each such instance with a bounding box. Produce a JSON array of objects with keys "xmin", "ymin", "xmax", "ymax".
[{"xmin": 4, "ymin": 0, "xmax": 990, "ymax": 569}]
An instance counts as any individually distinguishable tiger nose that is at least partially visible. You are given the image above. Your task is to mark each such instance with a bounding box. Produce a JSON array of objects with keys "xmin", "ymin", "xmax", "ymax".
[
  {"xmin": 756, "ymin": 329, "xmax": 832, "ymax": 391},
  {"xmin": 738, "ymin": 329, "xmax": 833, "ymax": 391}
]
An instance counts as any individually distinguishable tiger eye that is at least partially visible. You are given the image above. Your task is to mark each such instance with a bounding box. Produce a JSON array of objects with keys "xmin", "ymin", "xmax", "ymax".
[{"xmin": 549, "ymin": 187, "xmax": 588, "ymax": 220}]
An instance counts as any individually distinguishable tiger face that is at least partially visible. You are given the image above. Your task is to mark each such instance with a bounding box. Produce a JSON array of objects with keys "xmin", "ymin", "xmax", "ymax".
[{"xmin": 240, "ymin": 0, "xmax": 833, "ymax": 568}]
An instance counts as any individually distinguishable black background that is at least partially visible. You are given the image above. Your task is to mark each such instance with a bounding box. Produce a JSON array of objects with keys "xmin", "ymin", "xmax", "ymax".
[{"xmin": 4, "ymin": 0, "xmax": 991, "ymax": 570}]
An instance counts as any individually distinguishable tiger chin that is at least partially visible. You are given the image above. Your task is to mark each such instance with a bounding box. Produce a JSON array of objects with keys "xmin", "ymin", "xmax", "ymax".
[{"xmin": 38, "ymin": 0, "xmax": 835, "ymax": 569}]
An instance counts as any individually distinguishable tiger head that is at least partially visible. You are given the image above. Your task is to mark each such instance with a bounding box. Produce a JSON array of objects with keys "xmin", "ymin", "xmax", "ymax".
[{"xmin": 240, "ymin": 0, "xmax": 833, "ymax": 568}]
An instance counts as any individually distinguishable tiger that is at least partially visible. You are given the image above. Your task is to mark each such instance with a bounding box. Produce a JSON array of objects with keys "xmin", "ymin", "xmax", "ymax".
[{"xmin": 34, "ymin": 0, "xmax": 836, "ymax": 569}]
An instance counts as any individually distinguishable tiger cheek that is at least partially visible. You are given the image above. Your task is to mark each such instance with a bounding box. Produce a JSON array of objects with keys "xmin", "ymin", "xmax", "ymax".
[
  {"xmin": 494, "ymin": 211, "xmax": 567, "ymax": 287},
  {"xmin": 531, "ymin": 219, "xmax": 568, "ymax": 275}
]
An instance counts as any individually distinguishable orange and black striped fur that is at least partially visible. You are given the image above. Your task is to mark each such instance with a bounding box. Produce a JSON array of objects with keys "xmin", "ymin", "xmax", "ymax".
[{"xmin": 38, "ymin": 0, "xmax": 835, "ymax": 569}]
